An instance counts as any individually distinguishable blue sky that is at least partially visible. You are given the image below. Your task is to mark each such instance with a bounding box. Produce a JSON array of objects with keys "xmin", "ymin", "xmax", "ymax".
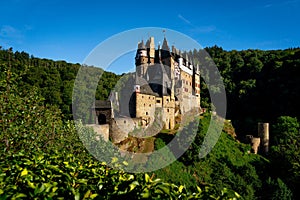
[{"xmin": 1, "ymin": 0, "xmax": 299, "ymax": 73}]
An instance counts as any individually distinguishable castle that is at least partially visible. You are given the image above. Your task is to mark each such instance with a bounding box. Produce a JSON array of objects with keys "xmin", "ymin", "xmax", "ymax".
[
  {"xmin": 126, "ymin": 36, "xmax": 201, "ymax": 129},
  {"xmin": 91, "ymin": 36, "xmax": 201, "ymax": 143}
]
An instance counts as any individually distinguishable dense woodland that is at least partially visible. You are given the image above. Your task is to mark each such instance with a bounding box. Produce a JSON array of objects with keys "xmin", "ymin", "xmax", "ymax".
[{"xmin": 0, "ymin": 46, "xmax": 299, "ymax": 199}]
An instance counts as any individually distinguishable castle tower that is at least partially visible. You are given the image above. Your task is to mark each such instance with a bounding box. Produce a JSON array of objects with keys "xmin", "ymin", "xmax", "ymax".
[
  {"xmin": 194, "ymin": 63, "xmax": 201, "ymax": 108},
  {"xmin": 161, "ymin": 37, "xmax": 175, "ymax": 100},
  {"xmin": 258, "ymin": 123, "xmax": 269, "ymax": 154},
  {"xmin": 135, "ymin": 40, "xmax": 148, "ymax": 77},
  {"xmin": 148, "ymin": 37, "xmax": 155, "ymax": 64},
  {"xmin": 160, "ymin": 37, "xmax": 175, "ymax": 129}
]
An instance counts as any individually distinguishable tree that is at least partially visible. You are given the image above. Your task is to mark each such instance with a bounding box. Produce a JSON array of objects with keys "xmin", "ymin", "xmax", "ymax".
[{"xmin": 269, "ymin": 116, "xmax": 300, "ymax": 198}]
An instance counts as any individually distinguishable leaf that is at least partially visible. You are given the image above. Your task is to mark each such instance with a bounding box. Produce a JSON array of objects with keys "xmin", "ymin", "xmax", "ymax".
[
  {"xmin": 52, "ymin": 187, "xmax": 58, "ymax": 193},
  {"xmin": 234, "ymin": 192, "xmax": 241, "ymax": 198},
  {"xmin": 141, "ymin": 189, "xmax": 150, "ymax": 198},
  {"xmin": 83, "ymin": 190, "xmax": 91, "ymax": 199},
  {"xmin": 156, "ymin": 185, "xmax": 170, "ymax": 195},
  {"xmin": 145, "ymin": 174, "xmax": 151, "ymax": 183},
  {"xmin": 74, "ymin": 192, "xmax": 80, "ymax": 200},
  {"xmin": 13, "ymin": 193, "xmax": 27, "ymax": 198},
  {"xmin": 21, "ymin": 168, "xmax": 28, "ymax": 176},
  {"xmin": 34, "ymin": 184, "xmax": 45, "ymax": 195},
  {"xmin": 196, "ymin": 186, "xmax": 202, "ymax": 193},
  {"xmin": 129, "ymin": 181, "xmax": 139, "ymax": 191},
  {"xmin": 27, "ymin": 180, "xmax": 36, "ymax": 189},
  {"xmin": 128, "ymin": 174, "xmax": 134, "ymax": 180},
  {"xmin": 90, "ymin": 194, "xmax": 98, "ymax": 199},
  {"xmin": 179, "ymin": 185, "xmax": 184, "ymax": 193}
]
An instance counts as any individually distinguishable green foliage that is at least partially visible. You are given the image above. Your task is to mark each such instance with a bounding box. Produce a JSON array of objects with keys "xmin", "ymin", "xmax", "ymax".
[
  {"xmin": 0, "ymin": 150, "xmax": 240, "ymax": 199},
  {"xmin": 0, "ymin": 48, "xmax": 121, "ymax": 120},
  {"xmin": 0, "ymin": 66, "xmax": 240, "ymax": 199},
  {"xmin": 196, "ymin": 47, "xmax": 300, "ymax": 135},
  {"xmin": 2, "ymin": 45, "xmax": 299, "ymax": 199},
  {"xmin": 151, "ymin": 114, "xmax": 265, "ymax": 199},
  {"xmin": 264, "ymin": 177, "xmax": 293, "ymax": 200},
  {"xmin": 269, "ymin": 116, "xmax": 300, "ymax": 198}
]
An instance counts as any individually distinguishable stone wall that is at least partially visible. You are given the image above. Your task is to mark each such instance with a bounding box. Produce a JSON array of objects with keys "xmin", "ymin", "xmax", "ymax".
[
  {"xmin": 194, "ymin": 73, "xmax": 201, "ymax": 107},
  {"xmin": 136, "ymin": 93, "xmax": 156, "ymax": 122},
  {"xmin": 162, "ymin": 95, "xmax": 175, "ymax": 129},
  {"xmin": 251, "ymin": 137, "xmax": 261, "ymax": 154},
  {"xmin": 109, "ymin": 118, "xmax": 139, "ymax": 144},
  {"xmin": 180, "ymin": 70, "xmax": 193, "ymax": 94},
  {"xmin": 86, "ymin": 124, "xmax": 109, "ymax": 142}
]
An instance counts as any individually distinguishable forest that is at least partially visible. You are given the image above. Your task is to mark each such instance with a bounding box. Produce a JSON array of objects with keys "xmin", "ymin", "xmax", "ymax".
[{"xmin": 0, "ymin": 46, "xmax": 299, "ymax": 199}]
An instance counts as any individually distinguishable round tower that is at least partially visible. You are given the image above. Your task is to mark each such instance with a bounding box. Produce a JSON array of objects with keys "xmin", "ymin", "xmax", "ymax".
[
  {"xmin": 135, "ymin": 40, "xmax": 148, "ymax": 77},
  {"xmin": 258, "ymin": 122, "xmax": 269, "ymax": 154}
]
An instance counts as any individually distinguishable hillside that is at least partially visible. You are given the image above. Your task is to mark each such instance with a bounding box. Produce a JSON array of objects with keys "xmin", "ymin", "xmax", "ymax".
[{"xmin": 0, "ymin": 47, "xmax": 299, "ymax": 199}]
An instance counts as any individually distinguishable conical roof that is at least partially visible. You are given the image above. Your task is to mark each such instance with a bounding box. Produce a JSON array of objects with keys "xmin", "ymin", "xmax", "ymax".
[
  {"xmin": 162, "ymin": 37, "xmax": 169, "ymax": 51},
  {"xmin": 138, "ymin": 40, "xmax": 146, "ymax": 50}
]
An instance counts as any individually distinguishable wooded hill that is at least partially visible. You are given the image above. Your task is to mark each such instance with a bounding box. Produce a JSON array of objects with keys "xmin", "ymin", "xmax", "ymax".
[{"xmin": 0, "ymin": 46, "xmax": 299, "ymax": 199}]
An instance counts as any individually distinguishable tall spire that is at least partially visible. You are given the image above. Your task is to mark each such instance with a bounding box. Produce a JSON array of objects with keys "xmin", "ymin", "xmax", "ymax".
[
  {"xmin": 162, "ymin": 37, "xmax": 169, "ymax": 51},
  {"xmin": 138, "ymin": 40, "xmax": 146, "ymax": 50}
]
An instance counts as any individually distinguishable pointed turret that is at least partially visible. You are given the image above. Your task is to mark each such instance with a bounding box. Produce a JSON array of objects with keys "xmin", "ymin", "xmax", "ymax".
[
  {"xmin": 135, "ymin": 40, "xmax": 149, "ymax": 77},
  {"xmin": 161, "ymin": 37, "xmax": 171, "ymax": 59},
  {"xmin": 162, "ymin": 37, "xmax": 170, "ymax": 51},
  {"xmin": 138, "ymin": 40, "xmax": 146, "ymax": 50},
  {"xmin": 185, "ymin": 53, "xmax": 189, "ymax": 67},
  {"xmin": 135, "ymin": 40, "xmax": 148, "ymax": 64}
]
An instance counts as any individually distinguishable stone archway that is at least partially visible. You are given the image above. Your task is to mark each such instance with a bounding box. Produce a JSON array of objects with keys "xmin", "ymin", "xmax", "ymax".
[{"xmin": 98, "ymin": 113, "xmax": 107, "ymax": 125}]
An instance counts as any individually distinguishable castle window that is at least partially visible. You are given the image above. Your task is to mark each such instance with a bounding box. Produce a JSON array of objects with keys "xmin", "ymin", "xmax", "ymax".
[
  {"xmin": 142, "ymin": 95, "xmax": 144, "ymax": 98},
  {"xmin": 149, "ymin": 104, "xmax": 151, "ymax": 107},
  {"xmin": 167, "ymin": 109, "xmax": 169, "ymax": 112},
  {"xmin": 156, "ymin": 100, "xmax": 161, "ymax": 103},
  {"xmin": 124, "ymin": 120, "xmax": 126, "ymax": 124},
  {"xmin": 146, "ymin": 112, "xmax": 148, "ymax": 115},
  {"xmin": 149, "ymin": 96, "xmax": 150, "ymax": 99},
  {"xmin": 144, "ymin": 103, "xmax": 146, "ymax": 106}
]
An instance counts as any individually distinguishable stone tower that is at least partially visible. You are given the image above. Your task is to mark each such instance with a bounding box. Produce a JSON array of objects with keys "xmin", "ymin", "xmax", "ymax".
[
  {"xmin": 135, "ymin": 40, "xmax": 148, "ymax": 77},
  {"xmin": 193, "ymin": 64, "xmax": 201, "ymax": 108},
  {"xmin": 147, "ymin": 37, "xmax": 155, "ymax": 64},
  {"xmin": 258, "ymin": 122, "xmax": 269, "ymax": 154},
  {"xmin": 161, "ymin": 37, "xmax": 175, "ymax": 100}
]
